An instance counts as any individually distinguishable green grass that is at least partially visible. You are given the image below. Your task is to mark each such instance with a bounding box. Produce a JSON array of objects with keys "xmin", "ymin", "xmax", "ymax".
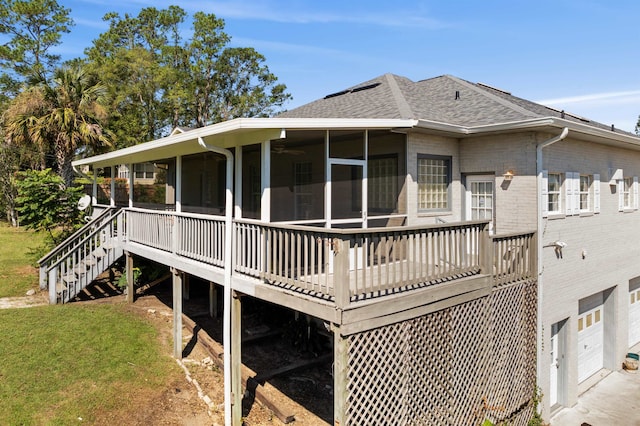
[
  {"xmin": 0, "ymin": 303, "xmax": 178, "ymax": 425},
  {"xmin": 0, "ymin": 223, "xmax": 48, "ymax": 297}
]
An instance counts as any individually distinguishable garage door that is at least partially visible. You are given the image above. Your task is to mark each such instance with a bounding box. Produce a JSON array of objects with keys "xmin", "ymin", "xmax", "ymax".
[
  {"xmin": 629, "ymin": 286, "xmax": 640, "ymax": 347},
  {"xmin": 578, "ymin": 305, "xmax": 603, "ymax": 383}
]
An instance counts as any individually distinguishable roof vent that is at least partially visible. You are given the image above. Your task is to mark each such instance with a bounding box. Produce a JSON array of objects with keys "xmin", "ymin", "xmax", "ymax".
[
  {"xmin": 351, "ymin": 82, "xmax": 381, "ymax": 93},
  {"xmin": 455, "ymin": 90, "xmax": 460, "ymax": 100},
  {"xmin": 324, "ymin": 82, "xmax": 381, "ymax": 99},
  {"xmin": 324, "ymin": 90, "xmax": 349, "ymax": 99},
  {"xmin": 476, "ymin": 82, "xmax": 511, "ymax": 95},
  {"xmin": 611, "ymin": 124, "xmax": 615, "ymax": 131}
]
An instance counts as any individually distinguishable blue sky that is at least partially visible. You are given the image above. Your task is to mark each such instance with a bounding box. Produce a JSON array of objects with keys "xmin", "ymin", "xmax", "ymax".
[{"xmin": 56, "ymin": 0, "xmax": 640, "ymax": 131}]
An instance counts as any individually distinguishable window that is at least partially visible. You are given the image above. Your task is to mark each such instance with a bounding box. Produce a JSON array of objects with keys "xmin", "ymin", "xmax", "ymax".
[
  {"xmin": 624, "ymin": 177, "xmax": 633, "ymax": 208},
  {"xmin": 368, "ymin": 156, "xmax": 398, "ymax": 212},
  {"xmin": 418, "ymin": 155, "xmax": 451, "ymax": 211},
  {"xmin": 579, "ymin": 175, "xmax": 591, "ymax": 211},
  {"xmin": 542, "ymin": 171, "xmax": 600, "ymax": 217},
  {"xmin": 134, "ymin": 162, "xmax": 155, "ymax": 179},
  {"xmin": 547, "ymin": 172, "xmax": 562, "ymax": 214},
  {"xmin": 619, "ymin": 176, "xmax": 638, "ymax": 211}
]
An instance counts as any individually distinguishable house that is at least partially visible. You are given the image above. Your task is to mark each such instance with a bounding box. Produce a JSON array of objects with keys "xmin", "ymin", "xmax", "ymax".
[{"xmin": 39, "ymin": 73, "xmax": 640, "ymax": 425}]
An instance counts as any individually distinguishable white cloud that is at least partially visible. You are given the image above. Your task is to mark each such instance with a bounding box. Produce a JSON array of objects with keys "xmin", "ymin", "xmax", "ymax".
[{"xmin": 537, "ymin": 90, "xmax": 640, "ymax": 106}]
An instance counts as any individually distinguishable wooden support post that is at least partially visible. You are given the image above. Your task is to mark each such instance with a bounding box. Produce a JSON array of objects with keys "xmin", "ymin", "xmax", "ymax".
[
  {"xmin": 333, "ymin": 325, "xmax": 348, "ymax": 426},
  {"xmin": 48, "ymin": 268, "xmax": 57, "ymax": 304},
  {"xmin": 183, "ymin": 274, "xmax": 190, "ymax": 300},
  {"xmin": 172, "ymin": 268, "xmax": 183, "ymax": 359},
  {"xmin": 480, "ymin": 223, "xmax": 493, "ymax": 277},
  {"xmin": 209, "ymin": 282, "xmax": 218, "ymax": 318},
  {"xmin": 231, "ymin": 291, "xmax": 243, "ymax": 425},
  {"xmin": 125, "ymin": 251, "xmax": 134, "ymax": 303},
  {"xmin": 334, "ymin": 237, "xmax": 351, "ymax": 309}
]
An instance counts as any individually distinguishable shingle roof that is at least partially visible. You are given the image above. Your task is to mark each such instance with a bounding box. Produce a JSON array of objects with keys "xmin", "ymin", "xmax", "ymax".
[{"xmin": 279, "ymin": 73, "xmax": 634, "ymax": 136}]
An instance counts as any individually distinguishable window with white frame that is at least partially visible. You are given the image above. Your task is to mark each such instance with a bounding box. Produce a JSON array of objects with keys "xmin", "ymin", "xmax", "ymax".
[
  {"xmin": 618, "ymin": 175, "xmax": 639, "ymax": 211},
  {"xmin": 547, "ymin": 172, "xmax": 562, "ymax": 214},
  {"xmin": 418, "ymin": 155, "xmax": 451, "ymax": 212},
  {"xmin": 542, "ymin": 171, "xmax": 600, "ymax": 217},
  {"xmin": 134, "ymin": 162, "xmax": 155, "ymax": 179},
  {"xmin": 579, "ymin": 174, "xmax": 591, "ymax": 211}
]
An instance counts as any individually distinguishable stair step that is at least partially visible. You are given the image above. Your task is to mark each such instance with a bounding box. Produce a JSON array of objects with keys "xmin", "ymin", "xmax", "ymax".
[
  {"xmin": 62, "ymin": 274, "xmax": 77, "ymax": 284},
  {"xmin": 83, "ymin": 258, "xmax": 97, "ymax": 266},
  {"xmin": 92, "ymin": 248, "xmax": 107, "ymax": 258},
  {"xmin": 56, "ymin": 282, "xmax": 67, "ymax": 292},
  {"xmin": 73, "ymin": 264, "xmax": 89, "ymax": 274}
]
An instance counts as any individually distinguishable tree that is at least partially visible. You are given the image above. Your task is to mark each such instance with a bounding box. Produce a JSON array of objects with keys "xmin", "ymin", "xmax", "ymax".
[
  {"xmin": 3, "ymin": 64, "xmax": 113, "ymax": 187},
  {"xmin": 84, "ymin": 6, "xmax": 291, "ymax": 144},
  {"xmin": 0, "ymin": 0, "xmax": 73, "ymax": 99},
  {"xmin": 14, "ymin": 168, "xmax": 83, "ymax": 244}
]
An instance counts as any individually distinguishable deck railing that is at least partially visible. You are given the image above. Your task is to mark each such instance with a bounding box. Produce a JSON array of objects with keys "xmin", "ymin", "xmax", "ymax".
[
  {"xmin": 123, "ymin": 208, "xmax": 535, "ymax": 306},
  {"xmin": 492, "ymin": 231, "xmax": 537, "ymax": 287},
  {"xmin": 233, "ymin": 219, "xmax": 489, "ymax": 304}
]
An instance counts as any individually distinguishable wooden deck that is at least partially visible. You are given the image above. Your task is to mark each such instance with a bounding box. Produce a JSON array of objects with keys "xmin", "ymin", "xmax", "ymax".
[{"xmin": 121, "ymin": 208, "xmax": 536, "ymax": 328}]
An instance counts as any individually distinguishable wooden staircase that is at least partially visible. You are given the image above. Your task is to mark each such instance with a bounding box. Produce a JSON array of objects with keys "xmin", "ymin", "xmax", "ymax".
[{"xmin": 38, "ymin": 208, "xmax": 125, "ymax": 304}]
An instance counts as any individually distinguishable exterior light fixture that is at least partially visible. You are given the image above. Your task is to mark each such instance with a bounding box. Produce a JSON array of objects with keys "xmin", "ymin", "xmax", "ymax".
[{"xmin": 503, "ymin": 170, "xmax": 515, "ymax": 181}]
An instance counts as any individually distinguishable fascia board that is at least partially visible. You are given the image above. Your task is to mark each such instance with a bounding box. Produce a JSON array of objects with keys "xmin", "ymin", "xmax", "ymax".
[{"xmin": 73, "ymin": 117, "xmax": 416, "ymax": 168}]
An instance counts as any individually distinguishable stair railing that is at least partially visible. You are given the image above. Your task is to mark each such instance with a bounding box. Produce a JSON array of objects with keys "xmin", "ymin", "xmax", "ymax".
[
  {"xmin": 40, "ymin": 208, "xmax": 125, "ymax": 303},
  {"xmin": 38, "ymin": 207, "xmax": 120, "ymax": 290}
]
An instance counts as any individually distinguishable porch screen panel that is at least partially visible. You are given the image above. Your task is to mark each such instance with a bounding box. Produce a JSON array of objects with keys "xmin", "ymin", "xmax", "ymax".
[
  {"xmin": 367, "ymin": 131, "xmax": 406, "ymax": 217},
  {"xmin": 270, "ymin": 131, "xmax": 325, "ymax": 222},
  {"xmin": 242, "ymin": 144, "xmax": 261, "ymax": 220}
]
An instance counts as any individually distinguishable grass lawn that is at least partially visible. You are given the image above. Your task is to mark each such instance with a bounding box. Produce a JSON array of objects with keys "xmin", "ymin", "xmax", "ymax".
[
  {"xmin": 0, "ymin": 223, "xmax": 47, "ymax": 297},
  {"xmin": 0, "ymin": 303, "xmax": 179, "ymax": 425}
]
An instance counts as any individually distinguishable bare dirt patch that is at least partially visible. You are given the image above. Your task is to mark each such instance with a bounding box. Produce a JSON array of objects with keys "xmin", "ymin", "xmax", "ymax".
[{"xmin": 89, "ymin": 292, "xmax": 329, "ymax": 425}]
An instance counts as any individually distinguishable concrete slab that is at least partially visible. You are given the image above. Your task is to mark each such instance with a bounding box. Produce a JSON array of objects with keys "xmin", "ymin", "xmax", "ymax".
[{"xmin": 551, "ymin": 370, "xmax": 640, "ymax": 426}]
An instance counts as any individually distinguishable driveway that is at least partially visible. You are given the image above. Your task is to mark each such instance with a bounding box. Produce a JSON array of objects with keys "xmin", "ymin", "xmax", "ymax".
[{"xmin": 551, "ymin": 370, "xmax": 640, "ymax": 426}]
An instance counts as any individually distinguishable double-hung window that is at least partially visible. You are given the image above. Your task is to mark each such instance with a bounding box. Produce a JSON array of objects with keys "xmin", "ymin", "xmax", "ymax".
[
  {"xmin": 542, "ymin": 170, "xmax": 600, "ymax": 217},
  {"xmin": 134, "ymin": 162, "xmax": 155, "ymax": 180},
  {"xmin": 579, "ymin": 174, "xmax": 591, "ymax": 211},
  {"xmin": 547, "ymin": 172, "xmax": 562, "ymax": 214},
  {"xmin": 618, "ymin": 175, "xmax": 639, "ymax": 211},
  {"xmin": 418, "ymin": 155, "xmax": 451, "ymax": 212}
]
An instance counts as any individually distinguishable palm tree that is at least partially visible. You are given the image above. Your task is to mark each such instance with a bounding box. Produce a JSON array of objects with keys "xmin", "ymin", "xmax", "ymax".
[{"xmin": 3, "ymin": 64, "xmax": 113, "ymax": 187}]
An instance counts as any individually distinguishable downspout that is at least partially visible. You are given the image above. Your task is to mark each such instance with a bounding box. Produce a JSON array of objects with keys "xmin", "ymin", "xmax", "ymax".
[
  {"xmin": 536, "ymin": 126, "xmax": 568, "ymax": 414},
  {"xmin": 197, "ymin": 137, "xmax": 234, "ymax": 426}
]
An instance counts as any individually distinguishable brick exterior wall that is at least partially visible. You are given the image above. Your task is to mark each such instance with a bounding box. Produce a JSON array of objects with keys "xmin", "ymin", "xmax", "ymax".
[{"xmin": 407, "ymin": 129, "xmax": 640, "ymax": 421}]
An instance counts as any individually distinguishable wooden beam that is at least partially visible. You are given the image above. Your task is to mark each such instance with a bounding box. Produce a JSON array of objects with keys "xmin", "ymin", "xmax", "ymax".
[
  {"xmin": 172, "ymin": 268, "xmax": 183, "ymax": 359},
  {"xmin": 333, "ymin": 325, "xmax": 348, "ymax": 426},
  {"xmin": 253, "ymin": 353, "xmax": 332, "ymax": 383},
  {"xmin": 209, "ymin": 282, "xmax": 218, "ymax": 318},
  {"xmin": 181, "ymin": 313, "xmax": 306, "ymax": 424},
  {"xmin": 340, "ymin": 286, "xmax": 491, "ymax": 335},
  {"xmin": 231, "ymin": 291, "xmax": 242, "ymax": 425},
  {"xmin": 340, "ymin": 274, "xmax": 491, "ymax": 325},
  {"xmin": 125, "ymin": 251, "xmax": 134, "ymax": 304},
  {"xmin": 136, "ymin": 273, "xmax": 171, "ymax": 295},
  {"xmin": 183, "ymin": 274, "xmax": 190, "ymax": 300}
]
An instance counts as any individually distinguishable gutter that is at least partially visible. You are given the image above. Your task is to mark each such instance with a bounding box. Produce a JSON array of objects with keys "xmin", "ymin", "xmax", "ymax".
[
  {"xmin": 535, "ymin": 126, "xmax": 569, "ymax": 414},
  {"xmin": 197, "ymin": 137, "xmax": 234, "ymax": 426}
]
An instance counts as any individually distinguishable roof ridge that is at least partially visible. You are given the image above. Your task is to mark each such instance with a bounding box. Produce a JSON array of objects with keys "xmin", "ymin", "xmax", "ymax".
[
  {"xmin": 445, "ymin": 75, "xmax": 539, "ymax": 119},
  {"xmin": 385, "ymin": 73, "xmax": 414, "ymax": 119}
]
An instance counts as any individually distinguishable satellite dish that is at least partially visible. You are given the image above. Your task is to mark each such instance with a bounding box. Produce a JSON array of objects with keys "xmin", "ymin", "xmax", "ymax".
[{"xmin": 77, "ymin": 195, "xmax": 92, "ymax": 211}]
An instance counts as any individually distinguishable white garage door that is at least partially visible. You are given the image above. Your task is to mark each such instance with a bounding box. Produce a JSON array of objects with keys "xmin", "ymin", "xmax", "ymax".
[
  {"xmin": 578, "ymin": 305, "xmax": 603, "ymax": 383},
  {"xmin": 629, "ymin": 287, "xmax": 640, "ymax": 347}
]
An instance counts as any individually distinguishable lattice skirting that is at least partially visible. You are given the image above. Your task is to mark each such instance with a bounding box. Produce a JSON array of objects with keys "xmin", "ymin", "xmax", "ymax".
[{"xmin": 344, "ymin": 280, "xmax": 537, "ymax": 426}]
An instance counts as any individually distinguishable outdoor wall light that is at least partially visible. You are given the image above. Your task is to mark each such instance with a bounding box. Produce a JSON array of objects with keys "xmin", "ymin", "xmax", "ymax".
[{"xmin": 502, "ymin": 170, "xmax": 515, "ymax": 181}]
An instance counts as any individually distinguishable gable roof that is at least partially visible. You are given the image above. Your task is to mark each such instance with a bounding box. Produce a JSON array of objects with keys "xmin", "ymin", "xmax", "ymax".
[{"xmin": 279, "ymin": 73, "xmax": 634, "ymax": 136}]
